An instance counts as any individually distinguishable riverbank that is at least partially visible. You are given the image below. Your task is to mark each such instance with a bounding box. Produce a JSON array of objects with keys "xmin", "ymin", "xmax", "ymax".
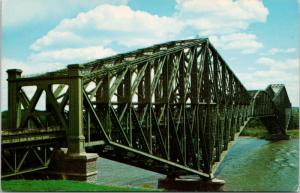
[
  {"xmin": 287, "ymin": 129, "xmax": 299, "ymax": 138},
  {"xmin": 240, "ymin": 126, "xmax": 299, "ymax": 139},
  {"xmin": 1, "ymin": 179, "xmax": 161, "ymax": 192}
]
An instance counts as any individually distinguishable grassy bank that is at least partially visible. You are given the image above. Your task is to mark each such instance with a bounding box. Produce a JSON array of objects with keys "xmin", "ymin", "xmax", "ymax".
[
  {"xmin": 240, "ymin": 126, "xmax": 269, "ymax": 138},
  {"xmin": 1, "ymin": 180, "xmax": 160, "ymax": 192},
  {"xmin": 240, "ymin": 115, "xmax": 299, "ymax": 139},
  {"xmin": 240, "ymin": 127, "xmax": 299, "ymax": 139},
  {"xmin": 286, "ymin": 129, "xmax": 299, "ymax": 139}
]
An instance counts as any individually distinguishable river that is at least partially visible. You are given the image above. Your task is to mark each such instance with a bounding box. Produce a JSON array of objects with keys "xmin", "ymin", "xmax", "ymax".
[{"xmin": 95, "ymin": 137, "xmax": 299, "ymax": 191}]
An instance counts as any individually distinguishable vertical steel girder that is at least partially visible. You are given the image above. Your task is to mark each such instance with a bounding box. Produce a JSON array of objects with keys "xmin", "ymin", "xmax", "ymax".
[{"xmin": 4, "ymin": 39, "xmax": 292, "ymax": 179}]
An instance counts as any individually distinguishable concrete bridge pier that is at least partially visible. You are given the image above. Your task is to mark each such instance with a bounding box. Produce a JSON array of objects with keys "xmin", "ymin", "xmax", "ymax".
[
  {"xmin": 41, "ymin": 64, "xmax": 99, "ymax": 181},
  {"xmin": 5, "ymin": 66, "xmax": 99, "ymax": 181},
  {"xmin": 157, "ymin": 176, "xmax": 225, "ymax": 191},
  {"xmin": 56, "ymin": 64, "xmax": 99, "ymax": 181},
  {"xmin": 44, "ymin": 149, "xmax": 99, "ymax": 182}
]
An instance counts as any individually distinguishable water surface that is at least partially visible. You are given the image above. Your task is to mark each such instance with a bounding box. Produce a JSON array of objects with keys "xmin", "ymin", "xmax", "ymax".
[
  {"xmin": 95, "ymin": 137, "xmax": 299, "ymax": 191},
  {"xmin": 215, "ymin": 137, "xmax": 299, "ymax": 191}
]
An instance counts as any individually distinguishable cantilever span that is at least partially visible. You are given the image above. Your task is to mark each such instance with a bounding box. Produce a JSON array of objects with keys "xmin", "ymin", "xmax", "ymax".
[{"xmin": 2, "ymin": 39, "xmax": 292, "ymax": 179}]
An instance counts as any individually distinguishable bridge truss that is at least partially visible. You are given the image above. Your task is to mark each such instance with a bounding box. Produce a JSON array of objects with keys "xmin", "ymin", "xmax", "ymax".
[{"xmin": 2, "ymin": 38, "xmax": 292, "ymax": 179}]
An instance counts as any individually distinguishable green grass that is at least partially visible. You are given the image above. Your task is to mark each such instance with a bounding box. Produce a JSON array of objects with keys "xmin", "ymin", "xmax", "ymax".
[
  {"xmin": 1, "ymin": 180, "xmax": 161, "ymax": 192},
  {"xmin": 287, "ymin": 129, "xmax": 299, "ymax": 139},
  {"xmin": 240, "ymin": 127, "xmax": 269, "ymax": 138},
  {"xmin": 240, "ymin": 117, "xmax": 299, "ymax": 139},
  {"xmin": 241, "ymin": 127, "xmax": 299, "ymax": 139}
]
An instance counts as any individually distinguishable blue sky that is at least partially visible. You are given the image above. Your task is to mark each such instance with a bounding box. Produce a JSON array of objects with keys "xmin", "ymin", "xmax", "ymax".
[{"xmin": 2, "ymin": 0, "xmax": 299, "ymax": 109}]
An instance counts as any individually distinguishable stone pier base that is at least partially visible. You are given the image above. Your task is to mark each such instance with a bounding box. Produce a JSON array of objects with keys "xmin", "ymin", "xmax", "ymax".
[
  {"xmin": 158, "ymin": 177, "xmax": 225, "ymax": 191},
  {"xmin": 41, "ymin": 149, "xmax": 99, "ymax": 182}
]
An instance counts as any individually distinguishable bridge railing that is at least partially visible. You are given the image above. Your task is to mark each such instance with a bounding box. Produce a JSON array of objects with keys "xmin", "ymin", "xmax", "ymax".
[{"xmin": 6, "ymin": 69, "xmax": 70, "ymax": 131}]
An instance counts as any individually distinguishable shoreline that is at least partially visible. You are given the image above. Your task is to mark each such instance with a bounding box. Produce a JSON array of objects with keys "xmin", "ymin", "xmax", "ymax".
[
  {"xmin": 240, "ymin": 127, "xmax": 299, "ymax": 139},
  {"xmin": 2, "ymin": 131, "xmax": 297, "ymax": 192}
]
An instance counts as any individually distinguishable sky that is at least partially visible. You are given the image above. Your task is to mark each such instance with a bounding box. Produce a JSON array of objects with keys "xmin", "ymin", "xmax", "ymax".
[{"xmin": 1, "ymin": 0, "xmax": 299, "ymax": 110}]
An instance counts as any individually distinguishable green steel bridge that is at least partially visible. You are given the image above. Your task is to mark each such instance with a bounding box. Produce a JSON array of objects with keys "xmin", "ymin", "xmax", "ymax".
[{"xmin": 2, "ymin": 38, "xmax": 292, "ymax": 179}]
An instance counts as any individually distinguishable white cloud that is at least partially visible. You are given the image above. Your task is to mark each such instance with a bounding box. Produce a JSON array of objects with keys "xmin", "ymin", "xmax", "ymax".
[
  {"xmin": 209, "ymin": 33, "xmax": 263, "ymax": 54},
  {"xmin": 263, "ymin": 48, "xmax": 296, "ymax": 55},
  {"xmin": 247, "ymin": 67, "xmax": 256, "ymax": 71},
  {"xmin": 237, "ymin": 57, "xmax": 299, "ymax": 106},
  {"xmin": 31, "ymin": 5, "xmax": 183, "ymax": 51},
  {"xmin": 2, "ymin": 0, "xmax": 128, "ymax": 27},
  {"xmin": 175, "ymin": 0, "xmax": 269, "ymax": 35},
  {"xmin": 176, "ymin": 0, "xmax": 268, "ymax": 21},
  {"xmin": 256, "ymin": 57, "xmax": 276, "ymax": 65},
  {"xmin": 29, "ymin": 46, "xmax": 116, "ymax": 64},
  {"xmin": 174, "ymin": 0, "xmax": 268, "ymax": 54},
  {"xmin": 256, "ymin": 57, "xmax": 298, "ymax": 70},
  {"xmin": 1, "ymin": 58, "xmax": 67, "ymax": 83},
  {"xmin": 29, "ymin": 1, "xmax": 268, "ymax": 56},
  {"xmin": 30, "ymin": 31, "xmax": 83, "ymax": 51}
]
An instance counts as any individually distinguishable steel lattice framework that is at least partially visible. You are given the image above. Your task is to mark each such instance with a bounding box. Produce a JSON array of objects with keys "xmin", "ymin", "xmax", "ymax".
[{"xmin": 2, "ymin": 38, "xmax": 292, "ymax": 179}]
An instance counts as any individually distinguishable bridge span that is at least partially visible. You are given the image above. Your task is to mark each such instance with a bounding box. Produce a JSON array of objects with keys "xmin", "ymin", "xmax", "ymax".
[{"xmin": 2, "ymin": 39, "xmax": 292, "ymax": 181}]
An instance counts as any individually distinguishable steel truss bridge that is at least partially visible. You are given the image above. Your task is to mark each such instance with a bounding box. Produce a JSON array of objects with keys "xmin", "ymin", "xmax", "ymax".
[{"xmin": 2, "ymin": 38, "xmax": 292, "ymax": 179}]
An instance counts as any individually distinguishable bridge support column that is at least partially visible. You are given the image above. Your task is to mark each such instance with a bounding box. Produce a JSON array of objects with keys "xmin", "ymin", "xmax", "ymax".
[
  {"xmin": 7, "ymin": 69, "xmax": 22, "ymax": 129},
  {"xmin": 67, "ymin": 64, "xmax": 85, "ymax": 154},
  {"xmin": 157, "ymin": 176, "xmax": 225, "ymax": 191},
  {"xmin": 45, "ymin": 149, "xmax": 99, "ymax": 182},
  {"xmin": 54, "ymin": 64, "xmax": 99, "ymax": 181}
]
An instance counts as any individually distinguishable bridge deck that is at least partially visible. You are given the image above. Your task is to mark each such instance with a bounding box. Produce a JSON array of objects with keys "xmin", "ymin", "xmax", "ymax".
[{"xmin": 2, "ymin": 128, "xmax": 65, "ymax": 146}]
